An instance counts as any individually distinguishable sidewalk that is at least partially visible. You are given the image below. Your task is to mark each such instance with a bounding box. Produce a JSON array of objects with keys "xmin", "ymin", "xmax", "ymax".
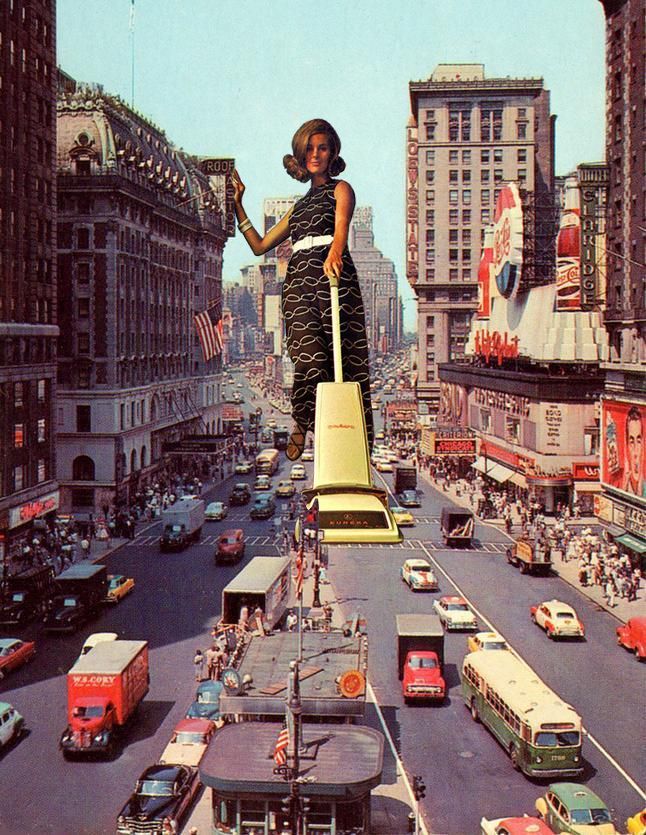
[
  {"xmin": 418, "ymin": 468, "xmax": 646, "ymax": 624},
  {"xmin": 182, "ymin": 561, "xmax": 421, "ymax": 835}
]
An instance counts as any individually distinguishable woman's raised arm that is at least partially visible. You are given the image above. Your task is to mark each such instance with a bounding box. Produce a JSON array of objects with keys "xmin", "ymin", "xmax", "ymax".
[{"xmin": 232, "ymin": 168, "xmax": 292, "ymax": 256}]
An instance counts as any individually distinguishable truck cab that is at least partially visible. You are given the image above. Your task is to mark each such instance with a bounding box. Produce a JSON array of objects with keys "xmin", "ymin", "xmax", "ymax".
[
  {"xmin": 506, "ymin": 536, "xmax": 552, "ymax": 575},
  {"xmin": 402, "ymin": 650, "xmax": 446, "ymax": 703},
  {"xmin": 397, "ymin": 614, "xmax": 446, "ymax": 704},
  {"xmin": 160, "ymin": 523, "xmax": 188, "ymax": 551},
  {"xmin": 61, "ymin": 697, "xmax": 117, "ymax": 755}
]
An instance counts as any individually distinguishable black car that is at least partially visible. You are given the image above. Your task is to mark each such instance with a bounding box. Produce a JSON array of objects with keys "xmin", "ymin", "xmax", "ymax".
[
  {"xmin": 116, "ymin": 764, "xmax": 198, "ymax": 834},
  {"xmin": 42, "ymin": 594, "xmax": 92, "ymax": 632},
  {"xmin": 397, "ymin": 489, "xmax": 421, "ymax": 508},
  {"xmin": 229, "ymin": 483, "xmax": 251, "ymax": 506},
  {"xmin": 250, "ymin": 495, "xmax": 276, "ymax": 520}
]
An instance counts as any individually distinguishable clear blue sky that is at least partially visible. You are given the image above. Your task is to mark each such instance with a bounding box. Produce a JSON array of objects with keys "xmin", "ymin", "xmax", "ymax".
[{"xmin": 57, "ymin": 0, "xmax": 607, "ymax": 331}]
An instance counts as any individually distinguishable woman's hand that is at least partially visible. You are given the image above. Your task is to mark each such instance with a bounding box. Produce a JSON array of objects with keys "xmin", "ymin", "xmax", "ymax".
[
  {"xmin": 323, "ymin": 247, "xmax": 344, "ymax": 281},
  {"xmin": 231, "ymin": 169, "xmax": 245, "ymax": 205}
]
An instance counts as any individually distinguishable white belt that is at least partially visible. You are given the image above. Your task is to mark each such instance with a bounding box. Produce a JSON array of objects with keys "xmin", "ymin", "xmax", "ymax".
[{"xmin": 292, "ymin": 234, "xmax": 334, "ymax": 253}]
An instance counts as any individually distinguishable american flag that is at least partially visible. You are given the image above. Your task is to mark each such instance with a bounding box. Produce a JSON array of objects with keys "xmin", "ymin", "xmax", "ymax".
[
  {"xmin": 273, "ymin": 724, "xmax": 290, "ymax": 766},
  {"xmin": 194, "ymin": 304, "xmax": 223, "ymax": 362}
]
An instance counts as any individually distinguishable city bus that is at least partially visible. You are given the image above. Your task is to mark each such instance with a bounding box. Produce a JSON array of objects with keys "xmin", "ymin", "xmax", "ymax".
[
  {"xmin": 461, "ymin": 651, "xmax": 583, "ymax": 778},
  {"xmin": 255, "ymin": 448, "xmax": 280, "ymax": 475}
]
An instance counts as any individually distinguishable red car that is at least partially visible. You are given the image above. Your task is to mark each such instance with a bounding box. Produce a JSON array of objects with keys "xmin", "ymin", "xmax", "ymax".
[
  {"xmin": 616, "ymin": 616, "xmax": 646, "ymax": 661},
  {"xmin": 0, "ymin": 638, "xmax": 36, "ymax": 675},
  {"xmin": 215, "ymin": 529, "xmax": 245, "ymax": 565},
  {"xmin": 480, "ymin": 816, "xmax": 556, "ymax": 835}
]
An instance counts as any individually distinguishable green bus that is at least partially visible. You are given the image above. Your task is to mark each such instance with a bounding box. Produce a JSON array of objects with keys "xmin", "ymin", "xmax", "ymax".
[{"xmin": 461, "ymin": 651, "xmax": 584, "ymax": 778}]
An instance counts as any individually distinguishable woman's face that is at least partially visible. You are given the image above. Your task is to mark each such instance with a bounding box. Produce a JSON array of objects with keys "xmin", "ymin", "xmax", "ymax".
[{"xmin": 305, "ymin": 132, "xmax": 332, "ymax": 178}]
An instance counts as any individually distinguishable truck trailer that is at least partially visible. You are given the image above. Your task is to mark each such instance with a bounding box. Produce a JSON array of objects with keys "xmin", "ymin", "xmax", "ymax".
[
  {"xmin": 396, "ymin": 613, "xmax": 446, "ymax": 703},
  {"xmin": 159, "ymin": 497, "xmax": 205, "ymax": 551},
  {"xmin": 394, "ymin": 463, "xmax": 417, "ymax": 495},
  {"xmin": 220, "ymin": 556, "xmax": 291, "ymax": 631},
  {"xmin": 43, "ymin": 563, "xmax": 108, "ymax": 632},
  {"xmin": 60, "ymin": 639, "xmax": 149, "ymax": 757},
  {"xmin": 440, "ymin": 507, "xmax": 475, "ymax": 546}
]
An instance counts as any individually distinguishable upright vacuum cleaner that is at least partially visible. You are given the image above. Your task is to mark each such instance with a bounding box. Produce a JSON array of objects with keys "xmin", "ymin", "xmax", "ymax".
[{"xmin": 300, "ymin": 274, "xmax": 401, "ymax": 544}]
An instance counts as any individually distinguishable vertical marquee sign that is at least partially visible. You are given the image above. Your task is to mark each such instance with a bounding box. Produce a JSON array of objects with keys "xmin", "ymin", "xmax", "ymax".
[
  {"xmin": 198, "ymin": 158, "xmax": 236, "ymax": 237},
  {"xmin": 406, "ymin": 123, "xmax": 419, "ymax": 288}
]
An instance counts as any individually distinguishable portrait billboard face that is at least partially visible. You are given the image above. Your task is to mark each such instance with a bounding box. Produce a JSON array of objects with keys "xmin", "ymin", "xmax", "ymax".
[{"xmin": 601, "ymin": 399, "xmax": 646, "ymax": 505}]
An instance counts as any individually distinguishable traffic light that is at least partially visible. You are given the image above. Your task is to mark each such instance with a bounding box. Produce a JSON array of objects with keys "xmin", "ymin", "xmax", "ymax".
[{"xmin": 412, "ymin": 775, "xmax": 426, "ymax": 800}]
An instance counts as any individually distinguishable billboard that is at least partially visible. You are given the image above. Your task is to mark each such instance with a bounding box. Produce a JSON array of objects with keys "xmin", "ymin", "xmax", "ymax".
[
  {"xmin": 492, "ymin": 183, "xmax": 524, "ymax": 299},
  {"xmin": 601, "ymin": 399, "xmax": 645, "ymax": 505}
]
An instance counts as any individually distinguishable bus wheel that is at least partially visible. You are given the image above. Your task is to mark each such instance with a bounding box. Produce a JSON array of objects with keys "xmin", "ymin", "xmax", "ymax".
[
  {"xmin": 510, "ymin": 746, "xmax": 520, "ymax": 770},
  {"xmin": 470, "ymin": 698, "xmax": 479, "ymax": 722}
]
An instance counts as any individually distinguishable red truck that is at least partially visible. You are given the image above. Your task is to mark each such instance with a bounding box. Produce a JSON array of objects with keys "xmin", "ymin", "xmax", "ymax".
[
  {"xmin": 60, "ymin": 639, "xmax": 149, "ymax": 758},
  {"xmin": 397, "ymin": 614, "xmax": 446, "ymax": 704}
]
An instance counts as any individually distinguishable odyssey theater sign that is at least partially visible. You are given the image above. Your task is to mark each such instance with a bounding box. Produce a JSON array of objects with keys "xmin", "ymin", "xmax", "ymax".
[{"xmin": 9, "ymin": 490, "xmax": 60, "ymax": 529}]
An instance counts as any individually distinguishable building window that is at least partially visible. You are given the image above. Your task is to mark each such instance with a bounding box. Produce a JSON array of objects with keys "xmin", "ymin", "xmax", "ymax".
[
  {"xmin": 425, "ymin": 125, "xmax": 435, "ymax": 141},
  {"xmin": 462, "ymin": 249, "xmax": 471, "ymax": 262},
  {"xmin": 449, "ymin": 169, "xmax": 459, "ymax": 183},
  {"xmin": 518, "ymin": 108, "xmax": 526, "ymax": 118},
  {"xmin": 462, "ymin": 229, "xmax": 471, "ymax": 243},
  {"xmin": 494, "ymin": 188, "xmax": 501, "ymax": 205},
  {"xmin": 517, "ymin": 148, "xmax": 527, "ymax": 163},
  {"xmin": 426, "ymin": 268, "xmax": 435, "ymax": 280},
  {"xmin": 518, "ymin": 168, "xmax": 527, "ymax": 183},
  {"xmin": 462, "ymin": 150, "xmax": 471, "ymax": 164},
  {"xmin": 426, "ymin": 334, "xmax": 435, "ymax": 347},
  {"xmin": 462, "ymin": 170, "xmax": 471, "ymax": 183},
  {"xmin": 76, "ymin": 405, "xmax": 91, "ymax": 433},
  {"xmin": 449, "ymin": 268, "xmax": 459, "ymax": 281},
  {"xmin": 78, "ymin": 366, "xmax": 91, "ymax": 388},
  {"xmin": 481, "ymin": 150, "xmax": 490, "ymax": 164},
  {"xmin": 449, "ymin": 150, "xmax": 458, "ymax": 163},
  {"xmin": 480, "ymin": 410, "xmax": 492, "ymax": 433},
  {"xmin": 494, "ymin": 169, "xmax": 503, "ymax": 182},
  {"xmin": 77, "ymin": 228, "xmax": 90, "ymax": 249},
  {"xmin": 481, "ymin": 208, "xmax": 491, "ymax": 224},
  {"xmin": 78, "ymin": 333, "xmax": 90, "ymax": 354},
  {"xmin": 14, "ymin": 382, "xmax": 24, "ymax": 408},
  {"xmin": 73, "ymin": 455, "xmax": 95, "ymax": 480},
  {"xmin": 481, "ymin": 169, "xmax": 490, "ymax": 182},
  {"xmin": 426, "ymin": 150, "xmax": 435, "ymax": 164},
  {"xmin": 37, "ymin": 379, "xmax": 46, "ymax": 403},
  {"xmin": 463, "ymin": 190, "xmax": 471, "ymax": 205},
  {"xmin": 426, "ymin": 315, "xmax": 434, "ymax": 328},
  {"xmin": 505, "ymin": 416, "xmax": 521, "ymax": 444},
  {"xmin": 78, "ymin": 298, "xmax": 90, "ymax": 318},
  {"xmin": 449, "ymin": 209, "xmax": 459, "ymax": 224},
  {"xmin": 37, "ymin": 459, "xmax": 46, "ymax": 483},
  {"xmin": 517, "ymin": 123, "xmax": 527, "ymax": 139},
  {"xmin": 14, "ymin": 423, "xmax": 25, "ymax": 448},
  {"xmin": 449, "ymin": 248, "xmax": 459, "ymax": 262},
  {"xmin": 449, "ymin": 190, "xmax": 458, "ymax": 205},
  {"xmin": 426, "ymin": 170, "xmax": 435, "ymax": 184},
  {"xmin": 449, "ymin": 229, "xmax": 459, "ymax": 243},
  {"xmin": 120, "ymin": 403, "xmax": 126, "ymax": 430},
  {"xmin": 426, "ymin": 210, "xmax": 434, "ymax": 224},
  {"xmin": 462, "ymin": 210, "xmax": 471, "ymax": 224},
  {"xmin": 14, "ymin": 465, "xmax": 25, "ymax": 492},
  {"xmin": 481, "ymin": 189, "xmax": 490, "ymax": 204},
  {"xmin": 425, "ymin": 109, "xmax": 435, "ymax": 120},
  {"xmin": 493, "ymin": 149, "xmax": 503, "ymax": 163},
  {"xmin": 426, "ymin": 189, "xmax": 435, "ymax": 204},
  {"xmin": 425, "ymin": 249, "xmax": 435, "ymax": 264},
  {"xmin": 77, "ymin": 262, "xmax": 90, "ymax": 284},
  {"xmin": 37, "ymin": 418, "xmax": 46, "ymax": 443},
  {"xmin": 462, "ymin": 269, "xmax": 471, "ymax": 281}
]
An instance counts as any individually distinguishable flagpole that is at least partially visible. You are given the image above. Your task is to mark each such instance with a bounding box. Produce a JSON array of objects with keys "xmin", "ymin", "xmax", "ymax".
[{"xmin": 129, "ymin": 0, "xmax": 135, "ymax": 108}]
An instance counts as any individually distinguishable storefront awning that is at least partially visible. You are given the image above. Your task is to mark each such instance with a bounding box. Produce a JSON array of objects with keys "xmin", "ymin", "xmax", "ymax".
[
  {"xmin": 487, "ymin": 463, "xmax": 516, "ymax": 483},
  {"xmin": 615, "ymin": 533, "xmax": 646, "ymax": 554},
  {"xmin": 607, "ymin": 524, "xmax": 625, "ymax": 538},
  {"xmin": 471, "ymin": 457, "xmax": 497, "ymax": 476},
  {"xmin": 509, "ymin": 472, "xmax": 527, "ymax": 489},
  {"xmin": 573, "ymin": 481, "xmax": 602, "ymax": 493}
]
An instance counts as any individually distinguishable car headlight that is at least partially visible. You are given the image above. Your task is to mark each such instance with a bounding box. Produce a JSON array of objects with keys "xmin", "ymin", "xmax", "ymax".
[{"xmin": 535, "ymin": 755, "xmax": 543, "ymax": 763}]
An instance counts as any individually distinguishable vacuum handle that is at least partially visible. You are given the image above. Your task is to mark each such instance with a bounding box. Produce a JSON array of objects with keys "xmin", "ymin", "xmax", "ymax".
[{"xmin": 329, "ymin": 276, "xmax": 343, "ymax": 383}]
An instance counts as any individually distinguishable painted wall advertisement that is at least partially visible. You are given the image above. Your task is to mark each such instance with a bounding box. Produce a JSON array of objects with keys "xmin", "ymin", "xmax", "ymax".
[{"xmin": 601, "ymin": 398, "xmax": 646, "ymax": 506}]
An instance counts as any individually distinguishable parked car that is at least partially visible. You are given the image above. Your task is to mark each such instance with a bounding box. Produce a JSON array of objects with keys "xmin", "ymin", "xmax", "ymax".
[
  {"xmin": 433, "ymin": 596, "xmax": 477, "ymax": 631},
  {"xmin": 397, "ymin": 489, "xmax": 421, "ymax": 508},
  {"xmin": 467, "ymin": 631, "xmax": 509, "ymax": 653},
  {"xmin": 400, "ymin": 558, "xmax": 438, "ymax": 591},
  {"xmin": 159, "ymin": 718, "xmax": 216, "ymax": 767},
  {"xmin": 616, "ymin": 616, "xmax": 646, "ymax": 661},
  {"xmin": 234, "ymin": 460, "xmax": 252, "ymax": 474},
  {"xmin": 80, "ymin": 632, "xmax": 118, "ymax": 657},
  {"xmin": 0, "ymin": 638, "xmax": 36, "ymax": 676},
  {"xmin": 301, "ymin": 449, "xmax": 314, "ymax": 462},
  {"xmin": 534, "ymin": 783, "xmax": 617, "ymax": 834},
  {"xmin": 530, "ymin": 600, "xmax": 585, "ymax": 640},
  {"xmin": 104, "ymin": 575, "xmax": 135, "ymax": 604},
  {"xmin": 275, "ymin": 480, "xmax": 296, "ymax": 498},
  {"xmin": 375, "ymin": 459, "xmax": 393, "ymax": 472},
  {"xmin": 391, "ymin": 506, "xmax": 414, "ymax": 526},
  {"xmin": 229, "ymin": 483, "xmax": 251, "ymax": 506},
  {"xmin": 116, "ymin": 764, "xmax": 199, "ymax": 835},
  {"xmin": 186, "ymin": 680, "xmax": 224, "ymax": 722},
  {"xmin": 215, "ymin": 529, "xmax": 245, "ymax": 565},
  {"xmin": 289, "ymin": 464, "xmax": 306, "ymax": 480},
  {"xmin": 250, "ymin": 495, "xmax": 276, "ymax": 520},
  {"xmin": 0, "ymin": 702, "xmax": 25, "ymax": 748},
  {"xmin": 205, "ymin": 501, "xmax": 228, "ymax": 521},
  {"xmin": 254, "ymin": 475, "xmax": 272, "ymax": 492},
  {"xmin": 480, "ymin": 816, "xmax": 556, "ymax": 835}
]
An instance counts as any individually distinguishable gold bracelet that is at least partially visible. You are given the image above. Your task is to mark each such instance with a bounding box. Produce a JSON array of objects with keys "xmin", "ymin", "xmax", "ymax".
[{"xmin": 238, "ymin": 218, "xmax": 253, "ymax": 233}]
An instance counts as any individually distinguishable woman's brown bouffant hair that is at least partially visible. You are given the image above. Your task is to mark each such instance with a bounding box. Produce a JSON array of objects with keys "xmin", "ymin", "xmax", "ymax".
[{"xmin": 283, "ymin": 119, "xmax": 346, "ymax": 182}]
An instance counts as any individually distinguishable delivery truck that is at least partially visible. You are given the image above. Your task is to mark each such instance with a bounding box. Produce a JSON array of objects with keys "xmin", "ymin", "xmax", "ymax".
[
  {"xmin": 220, "ymin": 556, "xmax": 291, "ymax": 631},
  {"xmin": 397, "ymin": 613, "xmax": 446, "ymax": 703},
  {"xmin": 159, "ymin": 497, "xmax": 205, "ymax": 551},
  {"xmin": 0, "ymin": 564, "xmax": 56, "ymax": 626},
  {"xmin": 506, "ymin": 535, "xmax": 552, "ymax": 576},
  {"xmin": 60, "ymin": 639, "xmax": 149, "ymax": 757},
  {"xmin": 394, "ymin": 462, "xmax": 417, "ymax": 495},
  {"xmin": 43, "ymin": 563, "xmax": 108, "ymax": 632},
  {"xmin": 440, "ymin": 507, "xmax": 475, "ymax": 546}
]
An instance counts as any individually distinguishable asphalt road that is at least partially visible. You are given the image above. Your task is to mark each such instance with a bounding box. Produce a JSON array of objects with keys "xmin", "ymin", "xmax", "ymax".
[{"xmin": 1, "ymin": 375, "xmax": 643, "ymax": 834}]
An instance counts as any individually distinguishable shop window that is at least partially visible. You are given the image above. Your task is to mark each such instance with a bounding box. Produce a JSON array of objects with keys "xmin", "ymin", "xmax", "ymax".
[{"xmin": 481, "ymin": 410, "xmax": 492, "ymax": 433}]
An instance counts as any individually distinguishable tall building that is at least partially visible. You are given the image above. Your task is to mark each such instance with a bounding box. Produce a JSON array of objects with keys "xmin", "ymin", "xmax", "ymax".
[
  {"xmin": 263, "ymin": 195, "xmax": 298, "ymax": 279},
  {"xmin": 407, "ymin": 63, "xmax": 555, "ymax": 417},
  {"xmin": 597, "ymin": 0, "xmax": 645, "ymax": 562},
  {"xmin": 0, "ymin": 1, "xmax": 59, "ymax": 562},
  {"xmin": 55, "ymin": 76, "xmax": 232, "ymax": 514},
  {"xmin": 350, "ymin": 207, "xmax": 402, "ymax": 353}
]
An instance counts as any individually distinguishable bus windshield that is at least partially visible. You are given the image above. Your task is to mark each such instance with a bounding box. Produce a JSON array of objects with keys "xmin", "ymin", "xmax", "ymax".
[{"xmin": 534, "ymin": 730, "xmax": 580, "ymax": 746}]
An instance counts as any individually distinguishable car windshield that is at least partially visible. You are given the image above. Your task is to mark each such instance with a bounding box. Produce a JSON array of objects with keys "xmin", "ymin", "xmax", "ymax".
[
  {"xmin": 409, "ymin": 656, "xmax": 437, "ymax": 669},
  {"xmin": 198, "ymin": 691, "xmax": 219, "ymax": 704},
  {"xmin": 108, "ymin": 579, "xmax": 121, "ymax": 589},
  {"xmin": 534, "ymin": 730, "xmax": 580, "ymax": 746},
  {"xmin": 174, "ymin": 731, "xmax": 204, "ymax": 745},
  {"xmin": 447, "ymin": 603, "xmax": 468, "ymax": 611},
  {"xmin": 222, "ymin": 537, "xmax": 237, "ymax": 544},
  {"xmin": 138, "ymin": 780, "xmax": 174, "ymax": 797},
  {"xmin": 555, "ymin": 611, "xmax": 575, "ymax": 619},
  {"xmin": 73, "ymin": 705, "xmax": 104, "ymax": 718},
  {"xmin": 11, "ymin": 592, "xmax": 25, "ymax": 602},
  {"xmin": 570, "ymin": 808, "xmax": 612, "ymax": 825},
  {"xmin": 411, "ymin": 564, "xmax": 431, "ymax": 573},
  {"xmin": 170, "ymin": 525, "xmax": 183, "ymax": 533},
  {"xmin": 483, "ymin": 641, "xmax": 507, "ymax": 650},
  {"xmin": 63, "ymin": 597, "xmax": 77, "ymax": 607}
]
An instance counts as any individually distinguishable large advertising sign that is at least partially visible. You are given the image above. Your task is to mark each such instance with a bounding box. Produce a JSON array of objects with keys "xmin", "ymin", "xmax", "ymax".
[
  {"xmin": 477, "ymin": 225, "xmax": 494, "ymax": 318},
  {"xmin": 406, "ymin": 124, "xmax": 419, "ymax": 287},
  {"xmin": 492, "ymin": 183, "xmax": 524, "ymax": 299},
  {"xmin": 555, "ymin": 176, "xmax": 581, "ymax": 311},
  {"xmin": 601, "ymin": 399, "xmax": 646, "ymax": 506},
  {"xmin": 198, "ymin": 158, "xmax": 236, "ymax": 237}
]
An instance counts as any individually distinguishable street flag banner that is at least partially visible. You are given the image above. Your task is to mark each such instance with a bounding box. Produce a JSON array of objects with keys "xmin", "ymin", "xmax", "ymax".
[
  {"xmin": 273, "ymin": 724, "xmax": 290, "ymax": 766},
  {"xmin": 194, "ymin": 304, "xmax": 223, "ymax": 362},
  {"xmin": 294, "ymin": 547, "xmax": 305, "ymax": 597}
]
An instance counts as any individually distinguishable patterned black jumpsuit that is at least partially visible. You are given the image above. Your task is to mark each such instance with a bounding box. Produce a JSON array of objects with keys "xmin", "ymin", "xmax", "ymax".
[{"xmin": 283, "ymin": 179, "xmax": 374, "ymax": 449}]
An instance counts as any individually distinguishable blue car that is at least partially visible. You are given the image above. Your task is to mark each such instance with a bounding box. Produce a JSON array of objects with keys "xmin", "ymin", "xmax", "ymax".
[{"xmin": 186, "ymin": 680, "xmax": 223, "ymax": 722}]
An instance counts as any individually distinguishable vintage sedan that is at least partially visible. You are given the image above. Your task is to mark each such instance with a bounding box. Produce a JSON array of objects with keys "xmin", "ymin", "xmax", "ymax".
[
  {"xmin": 397, "ymin": 489, "xmax": 421, "ymax": 508},
  {"xmin": 205, "ymin": 501, "xmax": 228, "ymax": 521},
  {"xmin": 530, "ymin": 600, "xmax": 585, "ymax": 640},
  {"xmin": 250, "ymin": 495, "xmax": 276, "ymax": 520},
  {"xmin": 214, "ymin": 529, "xmax": 245, "ymax": 565},
  {"xmin": 234, "ymin": 460, "xmax": 253, "ymax": 474},
  {"xmin": 301, "ymin": 449, "xmax": 314, "ymax": 462},
  {"xmin": 375, "ymin": 459, "xmax": 393, "ymax": 473},
  {"xmin": 289, "ymin": 464, "xmax": 307, "ymax": 480},
  {"xmin": 0, "ymin": 702, "xmax": 25, "ymax": 748},
  {"xmin": 104, "ymin": 574, "xmax": 135, "ymax": 604},
  {"xmin": 480, "ymin": 816, "xmax": 556, "ymax": 835},
  {"xmin": 616, "ymin": 616, "xmax": 646, "ymax": 661},
  {"xmin": 0, "ymin": 638, "xmax": 36, "ymax": 676},
  {"xmin": 391, "ymin": 506, "xmax": 414, "ymax": 526},
  {"xmin": 159, "ymin": 718, "xmax": 216, "ymax": 767},
  {"xmin": 275, "ymin": 480, "xmax": 296, "ymax": 498},
  {"xmin": 186, "ymin": 680, "xmax": 224, "ymax": 722},
  {"xmin": 626, "ymin": 808, "xmax": 646, "ymax": 835},
  {"xmin": 229, "ymin": 483, "xmax": 251, "ymax": 506},
  {"xmin": 400, "ymin": 558, "xmax": 438, "ymax": 591},
  {"xmin": 535, "ymin": 783, "xmax": 617, "ymax": 834},
  {"xmin": 467, "ymin": 631, "xmax": 509, "ymax": 653},
  {"xmin": 116, "ymin": 764, "xmax": 199, "ymax": 835},
  {"xmin": 433, "ymin": 596, "xmax": 477, "ymax": 631},
  {"xmin": 254, "ymin": 475, "xmax": 273, "ymax": 492}
]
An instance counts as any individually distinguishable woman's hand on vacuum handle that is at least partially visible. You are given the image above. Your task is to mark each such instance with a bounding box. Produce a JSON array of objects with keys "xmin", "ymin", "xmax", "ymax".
[{"xmin": 323, "ymin": 247, "xmax": 343, "ymax": 283}]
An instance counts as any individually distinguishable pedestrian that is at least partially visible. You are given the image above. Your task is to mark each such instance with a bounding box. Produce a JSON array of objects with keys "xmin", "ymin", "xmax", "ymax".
[
  {"xmin": 605, "ymin": 579, "xmax": 616, "ymax": 608},
  {"xmin": 205, "ymin": 645, "xmax": 218, "ymax": 681},
  {"xmin": 232, "ymin": 119, "xmax": 374, "ymax": 460},
  {"xmin": 80, "ymin": 537, "xmax": 90, "ymax": 559},
  {"xmin": 286, "ymin": 610, "xmax": 298, "ymax": 632},
  {"xmin": 238, "ymin": 599, "xmax": 249, "ymax": 630},
  {"xmin": 193, "ymin": 648, "xmax": 205, "ymax": 682}
]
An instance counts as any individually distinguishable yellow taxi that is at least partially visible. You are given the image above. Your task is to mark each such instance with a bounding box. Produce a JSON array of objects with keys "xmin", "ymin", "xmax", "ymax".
[
  {"xmin": 105, "ymin": 574, "xmax": 135, "ymax": 603},
  {"xmin": 627, "ymin": 809, "xmax": 646, "ymax": 835},
  {"xmin": 467, "ymin": 631, "xmax": 509, "ymax": 653},
  {"xmin": 391, "ymin": 506, "xmax": 414, "ymax": 526}
]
